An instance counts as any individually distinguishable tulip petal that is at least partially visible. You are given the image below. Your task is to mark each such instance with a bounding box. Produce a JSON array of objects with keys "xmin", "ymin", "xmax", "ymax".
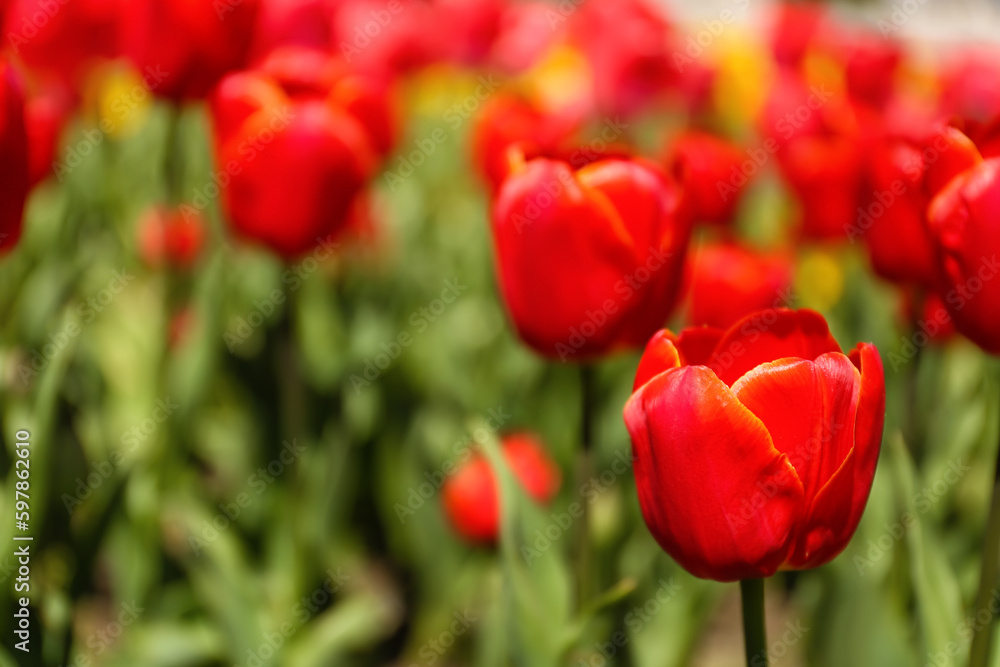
[
  {"xmin": 709, "ymin": 309, "xmax": 842, "ymax": 385},
  {"xmin": 633, "ymin": 330, "xmax": 682, "ymax": 391},
  {"xmin": 674, "ymin": 326, "xmax": 725, "ymax": 366},
  {"xmin": 786, "ymin": 344, "xmax": 885, "ymax": 569},
  {"xmin": 625, "ymin": 366, "xmax": 804, "ymax": 581}
]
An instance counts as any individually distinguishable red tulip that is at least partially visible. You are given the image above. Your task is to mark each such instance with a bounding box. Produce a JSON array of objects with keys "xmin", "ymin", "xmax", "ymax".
[
  {"xmin": 249, "ymin": 0, "xmax": 338, "ymax": 59},
  {"xmin": 825, "ymin": 28, "xmax": 902, "ymax": 110},
  {"xmin": 25, "ymin": 82, "xmax": 71, "ymax": 187},
  {"xmin": 769, "ymin": 2, "xmax": 826, "ymax": 70},
  {"xmin": 121, "ymin": 0, "xmax": 260, "ymax": 101},
  {"xmin": 3, "ymin": 0, "xmax": 119, "ymax": 88},
  {"xmin": 856, "ymin": 125, "xmax": 980, "ymax": 290},
  {"xmin": 926, "ymin": 156, "xmax": 1000, "ymax": 354},
  {"xmin": 569, "ymin": 0, "xmax": 677, "ymax": 116},
  {"xmin": 664, "ymin": 130, "xmax": 751, "ymax": 227},
  {"xmin": 211, "ymin": 56, "xmax": 377, "ymax": 258},
  {"xmin": 138, "ymin": 206, "xmax": 205, "ymax": 269},
  {"xmin": 331, "ymin": 0, "xmax": 436, "ymax": 78},
  {"xmin": 0, "ymin": 60, "xmax": 29, "ymax": 254},
  {"xmin": 939, "ymin": 50, "xmax": 1000, "ymax": 123},
  {"xmin": 471, "ymin": 93, "xmax": 578, "ymax": 193},
  {"xmin": 442, "ymin": 433, "xmax": 561, "ymax": 544},
  {"xmin": 686, "ymin": 242, "xmax": 793, "ymax": 329},
  {"xmin": 488, "ymin": 2, "xmax": 564, "ymax": 73},
  {"xmin": 491, "ymin": 152, "xmax": 692, "ymax": 361},
  {"xmin": 624, "ymin": 309, "xmax": 885, "ymax": 581}
]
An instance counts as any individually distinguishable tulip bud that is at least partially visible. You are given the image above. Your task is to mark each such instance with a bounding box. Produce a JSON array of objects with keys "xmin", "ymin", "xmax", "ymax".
[
  {"xmin": 137, "ymin": 206, "xmax": 205, "ymax": 269},
  {"xmin": 442, "ymin": 433, "xmax": 561, "ymax": 544},
  {"xmin": 686, "ymin": 242, "xmax": 794, "ymax": 329},
  {"xmin": 926, "ymin": 157, "xmax": 1000, "ymax": 354},
  {"xmin": 624, "ymin": 309, "xmax": 885, "ymax": 581},
  {"xmin": 0, "ymin": 61, "xmax": 29, "ymax": 255},
  {"xmin": 664, "ymin": 131, "xmax": 751, "ymax": 227},
  {"xmin": 211, "ymin": 61, "xmax": 378, "ymax": 258},
  {"xmin": 491, "ymin": 153, "xmax": 692, "ymax": 361},
  {"xmin": 121, "ymin": 0, "xmax": 261, "ymax": 101}
]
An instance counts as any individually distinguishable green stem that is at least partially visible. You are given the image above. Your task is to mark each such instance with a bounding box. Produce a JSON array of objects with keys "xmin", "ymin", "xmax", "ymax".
[
  {"xmin": 969, "ymin": 397, "xmax": 1000, "ymax": 667},
  {"xmin": 740, "ymin": 579, "xmax": 767, "ymax": 667},
  {"xmin": 574, "ymin": 365, "xmax": 596, "ymax": 611}
]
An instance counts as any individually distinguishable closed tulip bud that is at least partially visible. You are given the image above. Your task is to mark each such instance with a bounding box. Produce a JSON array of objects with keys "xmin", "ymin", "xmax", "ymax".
[
  {"xmin": 491, "ymin": 153, "xmax": 692, "ymax": 361},
  {"xmin": 211, "ymin": 64, "xmax": 376, "ymax": 258},
  {"xmin": 138, "ymin": 206, "xmax": 205, "ymax": 269},
  {"xmin": 0, "ymin": 61, "xmax": 29, "ymax": 255},
  {"xmin": 442, "ymin": 433, "xmax": 561, "ymax": 544},
  {"xmin": 665, "ymin": 130, "xmax": 751, "ymax": 227},
  {"xmin": 686, "ymin": 242, "xmax": 794, "ymax": 329},
  {"xmin": 121, "ymin": 0, "xmax": 261, "ymax": 101},
  {"xmin": 624, "ymin": 309, "xmax": 885, "ymax": 581},
  {"xmin": 471, "ymin": 93, "xmax": 576, "ymax": 192},
  {"xmin": 25, "ymin": 82, "xmax": 72, "ymax": 187},
  {"xmin": 927, "ymin": 157, "xmax": 1000, "ymax": 354}
]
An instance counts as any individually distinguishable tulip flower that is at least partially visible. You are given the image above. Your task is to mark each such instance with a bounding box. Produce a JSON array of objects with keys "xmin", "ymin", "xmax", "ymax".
[
  {"xmin": 211, "ymin": 52, "xmax": 379, "ymax": 258},
  {"xmin": 137, "ymin": 206, "xmax": 205, "ymax": 269},
  {"xmin": 25, "ymin": 82, "xmax": 71, "ymax": 187},
  {"xmin": 491, "ymin": 151, "xmax": 692, "ymax": 361},
  {"xmin": 926, "ymin": 156, "xmax": 1000, "ymax": 354},
  {"xmin": 471, "ymin": 93, "xmax": 577, "ymax": 192},
  {"xmin": 121, "ymin": 0, "xmax": 261, "ymax": 101},
  {"xmin": 686, "ymin": 242, "xmax": 794, "ymax": 329},
  {"xmin": 664, "ymin": 130, "xmax": 751, "ymax": 227},
  {"xmin": 769, "ymin": 2, "xmax": 826, "ymax": 70},
  {"xmin": 3, "ymin": 0, "xmax": 119, "ymax": 88},
  {"xmin": 624, "ymin": 309, "xmax": 885, "ymax": 581},
  {"xmin": 0, "ymin": 61, "xmax": 29, "ymax": 254},
  {"xmin": 442, "ymin": 433, "xmax": 561, "ymax": 543}
]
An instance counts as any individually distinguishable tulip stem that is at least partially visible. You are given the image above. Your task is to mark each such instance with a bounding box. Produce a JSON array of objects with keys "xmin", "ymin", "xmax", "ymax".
[
  {"xmin": 574, "ymin": 364, "xmax": 596, "ymax": 611},
  {"xmin": 740, "ymin": 578, "xmax": 767, "ymax": 667},
  {"xmin": 969, "ymin": 395, "xmax": 1000, "ymax": 667}
]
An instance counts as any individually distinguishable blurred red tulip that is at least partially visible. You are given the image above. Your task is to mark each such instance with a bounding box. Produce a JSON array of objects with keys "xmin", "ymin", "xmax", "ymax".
[
  {"xmin": 488, "ymin": 2, "xmax": 563, "ymax": 73},
  {"xmin": 763, "ymin": 76, "xmax": 867, "ymax": 240},
  {"xmin": 0, "ymin": 61, "xmax": 29, "ymax": 254},
  {"xmin": 569, "ymin": 0, "xmax": 677, "ymax": 116},
  {"xmin": 138, "ymin": 206, "xmax": 205, "ymax": 269},
  {"xmin": 624, "ymin": 309, "xmax": 885, "ymax": 581},
  {"xmin": 665, "ymin": 130, "xmax": 751, "ymax": 226},
  {"xmin": 3, "ymin": 0, "xmax": 119, "ymax": 88},
  {"xmin": 471, "ymin": 93, "xmax": 578, "ymax": 192},
  {"xmin": 121, "ymin": 0, "xmax": 261, "ymax": 101},
  {"xmin": 825, "ymin": 28, "xmax": 902, "ymax": 110},
  {"xmin": 769, "ymin": 2, "xmax": 826, "ymax": 70},
  {"xmin": 250, "ymin": 0, "xmax": 338, "ymax": 59},
  {"xmin": 442, "ymin": 433, "xmax": 560, "ymax": 544},
  {"xmin": 939, "ymin": 50, "xmax": 1000, "ymax": 123},
  {"xmin": 212, "ymin": 63, "xmax": 376, "ymax": 258},
  {"xmin": 926, "ymin": 157, "xmax": 1000, "ymax": 354},
  {"xmin": 491, "ymin": 152, "xmax": 691, "ymax": 361},
  {"xmin": 331, "ymin": 0, "xmax": 435, "ymax": 77},
  {"xmin": 433, "ymin": 0, "xmax": 504, "ymax": 66},
  {"xmin": 686, "ymin": 242, "xmax": 793, "ymax": 329},
  {"xmin": 25, "ymin": 82, "xmax": 71, "ymax": 187},
  {"xmin": 856, "ymin": 125, "xmax": 980, "ymax": 289}
]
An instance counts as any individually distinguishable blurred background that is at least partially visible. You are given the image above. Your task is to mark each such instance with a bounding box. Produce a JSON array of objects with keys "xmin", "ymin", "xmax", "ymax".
[{"xmin": 1, "ymin": 0, "xmax": 1000, "ymax": 666}]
